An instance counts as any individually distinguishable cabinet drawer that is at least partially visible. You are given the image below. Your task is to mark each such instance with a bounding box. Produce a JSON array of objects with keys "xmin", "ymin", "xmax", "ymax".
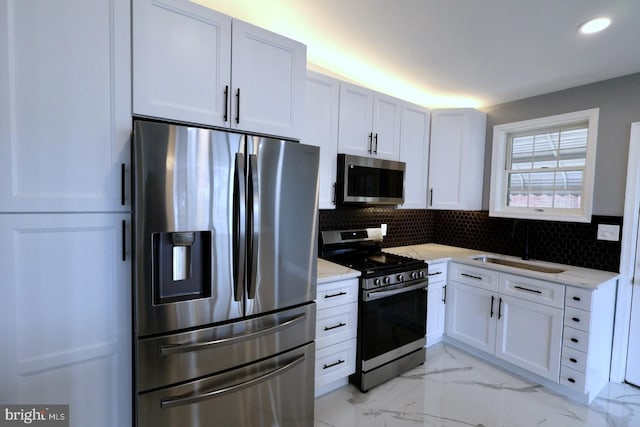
[
  {"xmin": 564, "ymin": 307, "xmax": 591, "ymax": 333},
  {"xmin": 499, "ymin": 273, "xmax": 565, "ymax": 308},
  {"xmin": 315, "ymin": 339, "xmax": 356, "ymax": 388},
  {"xmin": 316, "ymin": 278, "xmax": 358, "ymax": 310},
  {"xmin": 427, "ymin": 262, "xmax": 447, "ymax": 284},
  {"xmin": 449, "ymin": 263, "xmax": 499, "ymax": 291},
  {"xmin": 316, "ymin": 302, "xmax": 358, "ymax": 349},
  {"xmin": 565, "ymin": 287, "xmax": 592, "ymax": 311},
  {"xmin": 561, "ymin": 347, "xmax": 587, "ymax": 373},
  {"xmin": 562, "ymin": 326, "xmax": 589, "ymax": 353},
  {"xmin": 560, "ymin": 365, "xmax": 586, "ymax": 393}
]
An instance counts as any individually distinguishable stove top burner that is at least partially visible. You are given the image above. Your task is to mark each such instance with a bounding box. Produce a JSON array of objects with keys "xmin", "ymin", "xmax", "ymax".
[
  {"xmin": 319, "ymin": 228, "xmax": 426, "ymax": 277},
  {"xmin": 326, "ymin": 251, "xmax": 424, "ymax": 275}
]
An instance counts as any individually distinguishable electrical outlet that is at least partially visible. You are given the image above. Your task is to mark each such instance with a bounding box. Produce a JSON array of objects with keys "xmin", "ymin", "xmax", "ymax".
[
  {"xmin": 381, "ymin": 223, "xmax": 387, "ymax": 236},
  {"xmin": 597, "ymin": 224, "xmax": 620, "ymax": 241}
]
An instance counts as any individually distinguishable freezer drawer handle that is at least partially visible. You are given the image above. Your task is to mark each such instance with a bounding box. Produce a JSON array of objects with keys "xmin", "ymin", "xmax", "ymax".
[
  {"xmin": 160, "ymin": 354, "xmax": 306, "ymax": 409},
  {"xmin": 159, "ymin": 313, "xmax": 306, "ymax": 356}
]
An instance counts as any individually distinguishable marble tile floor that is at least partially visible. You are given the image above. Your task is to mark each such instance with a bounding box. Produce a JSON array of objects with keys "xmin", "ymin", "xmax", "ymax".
[{"xmin": 314, "ymin": 344, "xmax": 640, "ymax": 427}]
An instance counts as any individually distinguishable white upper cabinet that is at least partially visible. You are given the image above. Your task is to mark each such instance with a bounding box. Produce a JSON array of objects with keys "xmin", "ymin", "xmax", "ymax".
[
  {"xmin": 304, "ymin": 71, "xmax": 340, "ymax": 209},
  {"xmin": 399, "ymin": 103, "xmax": 431, "ymax": 209},
  {"xmin": 132, "ymin": 0, "xmax": 231, "ymax": 127},
  {"xmin": 428, "ymin": 108, "xmax": 487, "ymax": 210},
  {"xmin": 133, "ymin": 0, "xmax": 306, "ymax": 139},
  {"xmin": 0, "ymin": 0, "xmax": 131, "ymax": 212},
  {"xmin": 230, "ymin": 20, "xmax": 306, "ymax": 138},
  {"xmin": 337, "ymin": 82, "xmax": 401, "ymax": 160}
]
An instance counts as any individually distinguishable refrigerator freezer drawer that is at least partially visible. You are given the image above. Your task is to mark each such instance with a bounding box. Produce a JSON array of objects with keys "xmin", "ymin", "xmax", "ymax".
[
  {"xmin": 136, "ymin": 303, "xmax": 315, "ymax": 392},
  {"xmin": 137, "ymin": 342, "xmax": 315, "ymax": 427}
]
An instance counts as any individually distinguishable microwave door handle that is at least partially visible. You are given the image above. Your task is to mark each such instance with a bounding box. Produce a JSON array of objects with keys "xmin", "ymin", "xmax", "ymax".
[
  {"xmin": 233, "ymin": 153, "xmax": 246, "ymax": 302},
  {"xmin": 247, "ymin": 154, "xmax": 259, "ymax": 299}
]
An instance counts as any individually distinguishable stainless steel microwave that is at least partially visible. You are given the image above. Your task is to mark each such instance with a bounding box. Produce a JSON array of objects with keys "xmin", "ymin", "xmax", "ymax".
[{"xmin": 336, "ymin": 154, "xmax": 405, "ymax": 205}]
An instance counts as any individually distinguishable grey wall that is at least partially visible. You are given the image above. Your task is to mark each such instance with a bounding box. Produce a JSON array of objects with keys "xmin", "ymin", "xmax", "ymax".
[{"xmin": 481, "ymin": 72, "xmax": 640, "ymax": 216}]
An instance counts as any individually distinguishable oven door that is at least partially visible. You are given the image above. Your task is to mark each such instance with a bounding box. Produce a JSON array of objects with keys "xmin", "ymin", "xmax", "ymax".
[{"xmin": 360, "ymin": 281, "xmax": 427, "ymax": 367}]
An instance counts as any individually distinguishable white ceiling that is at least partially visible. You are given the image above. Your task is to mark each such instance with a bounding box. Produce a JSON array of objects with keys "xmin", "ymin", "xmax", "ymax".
[{"xmin": 196, "ymin": 0, "xmax": 640, "ymax": 108}]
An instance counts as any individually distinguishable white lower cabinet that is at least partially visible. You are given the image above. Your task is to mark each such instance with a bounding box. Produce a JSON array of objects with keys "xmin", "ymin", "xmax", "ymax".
[
  {"xmin": 559, "ymin": 282, "xmax": 617, "ymax": 402},
  {"xmin": 426, "ymin": 262, "xmax": 447, "ymax": 346},
  {"xmin": 0, "ymin": 213, "xmax": 131, "ymax": 427},
  {"xmin": 315, "ymin": 277, "xmax": 359, "ymax": 397},
  {"xmin": 445, "ymin": 261, "xmax": 617, "ymax": 403},
  {"xmin": 446, "ymin": 263, "xmax": 564, "ymax": 382},
  {"xmin": 446, "ymin": 282, "xmax": 497, "ymax": 353},
  {"xmin": 495, "ymin": 294, "xmax": 563, "ymax": 380}
]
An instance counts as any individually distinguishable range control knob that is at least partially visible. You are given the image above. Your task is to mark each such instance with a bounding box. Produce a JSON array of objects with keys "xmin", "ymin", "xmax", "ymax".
[
  {"xmin": 410, "ymin": 271, "xmax": 418, "ymax": 280},
  {"xmin": 397, "ymin": 274, "xmax": 404, "ymax": 282},
  {"xmin": 383, "ymin": 276, "xmax": 391, "ymax": 285},
  {"xmin": 419, "ymin": 271, "xmax": 425, "ymax": 278},
  {"xmin": 374, "ymin": 279, "xmax": 381, "ymax": 287}
]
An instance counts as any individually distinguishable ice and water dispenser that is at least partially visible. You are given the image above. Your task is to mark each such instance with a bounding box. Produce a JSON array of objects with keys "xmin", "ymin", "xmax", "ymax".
[{"xmin": 152, "ymin": 230, "xmax": 212, "ymax": 304}]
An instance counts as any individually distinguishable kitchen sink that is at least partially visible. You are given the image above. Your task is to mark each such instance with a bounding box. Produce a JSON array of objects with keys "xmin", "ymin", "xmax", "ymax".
[{"xmin": 472, "ymin": 256, "xmax": 565, "ymax": 274}]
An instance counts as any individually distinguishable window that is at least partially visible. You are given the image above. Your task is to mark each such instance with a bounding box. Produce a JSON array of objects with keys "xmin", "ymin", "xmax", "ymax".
[{"xmin": 489, "ymin": 109, "xmax": 599, "ymax": 222}]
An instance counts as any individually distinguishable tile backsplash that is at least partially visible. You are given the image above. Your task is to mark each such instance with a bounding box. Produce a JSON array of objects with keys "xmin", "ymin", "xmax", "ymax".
[{"xmin": 319, "ymin": 209, "xmax": 622, "ymax": 272}]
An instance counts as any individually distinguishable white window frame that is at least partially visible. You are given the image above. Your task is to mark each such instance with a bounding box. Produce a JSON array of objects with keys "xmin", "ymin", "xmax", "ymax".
[{"xmin": 489, "ymin": 108, "xmax": 599, "ymax": 223}]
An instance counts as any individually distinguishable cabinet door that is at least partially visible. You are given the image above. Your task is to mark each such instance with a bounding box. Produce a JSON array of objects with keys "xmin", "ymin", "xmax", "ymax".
[
  {"xmin": 371, "ymin": 92, "xmax": 401, "ymax": 160},
  {"xmin": 0, "ymin": 213, "xmax": 131, "ymax": 427},
  {"xmin": 231, "ymin": 19, "xmax": 306, "ymax": 139},
  {"xmin": 132, "ymin": 0, "xmax": 232, "ymax": 127},
  {"xmin": 426, "ymin": 282, "xmax": 445, "ymax": 346},
  {"xmin": 428, "ymin": 108, "xmax": 486, "ymax": 210},
  {"xmin": 399, "ymin": 103, "xmax": 430, "ymax": 208},
  {"xmin": 495, "ymin": 295, "xmax": 563, "ymax": 381},
  {"xmin": 0, "ymin": 0, "xmax": 131, "ymax": 212},
  {"xmin": 305, "ymin": 71, "xmax": 340, "ymax": 209},
  {"xmin": 445, "ymin": 282, "xmax": 496, "ymax": 353},
  {"xmin": 337, "ymin": 82, "xmax": 374, "ymax": 157}
]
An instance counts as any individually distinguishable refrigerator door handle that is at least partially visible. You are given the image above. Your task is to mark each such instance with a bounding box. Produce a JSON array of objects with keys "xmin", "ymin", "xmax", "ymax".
[
  {"xmin": 233, "ymin": 153, "xmax": 247, "ymax": 302},
  {"xmin": 247, "ymin": 154, "xmax": 260, "ymax": 299},
  {"xmin": 160, "ymin": 354, "xmax": 305, "ymax": 409},
  {"xmin": 159, "ymin": 313, "xmax": 307, "ymax": 356}
]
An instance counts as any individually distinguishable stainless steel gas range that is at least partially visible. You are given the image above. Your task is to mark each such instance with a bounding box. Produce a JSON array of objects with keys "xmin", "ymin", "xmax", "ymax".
[{"xmin": 320, "ymin": 228, "xmax": 428, "ymax": 392}]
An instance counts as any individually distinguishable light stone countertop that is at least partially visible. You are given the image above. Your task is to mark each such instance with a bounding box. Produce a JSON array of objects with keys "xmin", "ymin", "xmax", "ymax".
[
  {"xmin": 317, "ymin": 258, "xmax": 360, "ymax": 284},
  {"xmin": 384, "ymin": 243, "xmax": 619, "ymax": 290}
]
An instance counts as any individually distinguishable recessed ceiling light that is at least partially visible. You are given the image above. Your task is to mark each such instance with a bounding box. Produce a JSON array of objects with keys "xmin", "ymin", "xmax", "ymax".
[{"xmin": 578, "ymin": 17, "xmax": 611, "ymax": 34}]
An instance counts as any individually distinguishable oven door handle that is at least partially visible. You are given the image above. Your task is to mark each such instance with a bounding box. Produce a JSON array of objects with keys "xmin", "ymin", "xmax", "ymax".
[{"xmin": 364, "ymin": 281, "xmax": 427, "ymax": 301}]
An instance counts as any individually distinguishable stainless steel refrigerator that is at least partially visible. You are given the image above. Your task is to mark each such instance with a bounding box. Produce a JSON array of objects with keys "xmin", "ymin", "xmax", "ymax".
[{"xmin": 132, "ymin": 120, "xmax": 319, "ymax": 427}]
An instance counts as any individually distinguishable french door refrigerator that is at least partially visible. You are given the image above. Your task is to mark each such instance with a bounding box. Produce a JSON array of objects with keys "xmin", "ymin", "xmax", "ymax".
[{"xmin": 132, "ymin": 119, "xmax": 319, "ymax": 427}]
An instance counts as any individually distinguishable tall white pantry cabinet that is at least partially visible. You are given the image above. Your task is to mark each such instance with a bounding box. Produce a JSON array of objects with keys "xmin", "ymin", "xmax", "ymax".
[{"xmin": 0, "ymin": 1, "xmax": 132, "ymax": 426}]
